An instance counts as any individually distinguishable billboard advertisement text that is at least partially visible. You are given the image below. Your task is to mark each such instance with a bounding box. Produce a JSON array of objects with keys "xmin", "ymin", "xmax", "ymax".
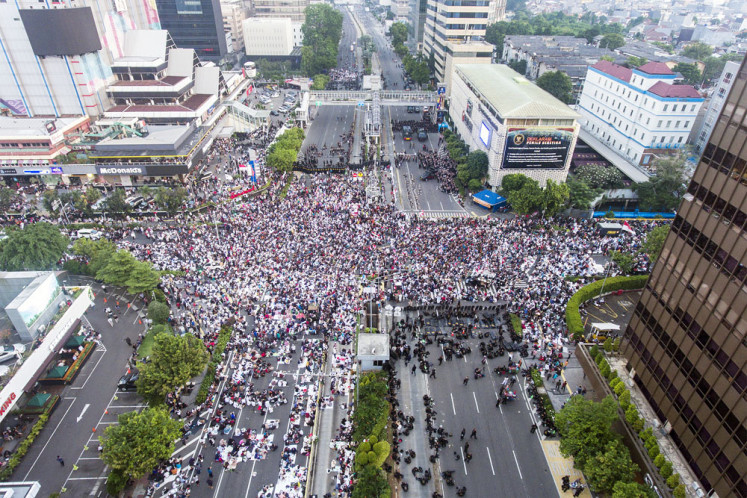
[{"xmin": 502, "ymin": 127, "xmax": 574, "ymax": 169}]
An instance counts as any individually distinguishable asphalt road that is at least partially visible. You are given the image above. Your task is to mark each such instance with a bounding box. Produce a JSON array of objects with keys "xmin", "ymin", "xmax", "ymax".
[
  {"xmin": 386, "ymin": 106, "xmax": 465, "ymax": 215},
  {"xmin": 303, "ymin": 105, "xmax": 357, "ymax": 169},
  {"xmin": 355, "ymin": 7, "xmax": 407, "ymax": 89},
  {"xmin": 13, "ymin": 280, "xmax": 148, "ymax": 496},
  {"xmin": 339, "ymin": 8, "xmax": 360, "ymax": 72},
  {"xmin": 397, "ymin": 311, "xmax": 558, "ymax": 498}
]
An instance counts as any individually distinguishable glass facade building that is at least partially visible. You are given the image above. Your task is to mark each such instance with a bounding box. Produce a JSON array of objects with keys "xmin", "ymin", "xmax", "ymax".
[
  {"xmin": 622, "ymin": 56, "xmax": 747, "ymax": 498},
  {"xmin": 156, "ymin": 0, "xmax": 227, "ymax": 60}
]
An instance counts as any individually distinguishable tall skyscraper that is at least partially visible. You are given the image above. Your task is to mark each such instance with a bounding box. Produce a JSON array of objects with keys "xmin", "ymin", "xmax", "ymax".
[
  {"xmin": 155, "ymin": 0, "xmax": 228, "ymax": 61},
  {"xmin": 421, "ymin": 0, "xmax": 505, "ymax": 87},
  {"xmin": 622, "ymin": 57, "xmax": 746, "ymax": 498}
]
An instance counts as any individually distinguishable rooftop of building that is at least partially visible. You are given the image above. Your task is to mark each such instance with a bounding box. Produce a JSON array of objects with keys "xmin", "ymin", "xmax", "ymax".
[
  {"xmin": 636, "ymin": 61, "xmax": 674, "ymax": 75},
  {"xmin": 591, "ymin": 60, "xmax": 633, "ymax": 82},
  {"xmin": 357, "ymin": 333, "xmax": 389, "ymax": 357},
  {"xmin": 89, "ymin": 123, "xmax": 208, "ymax": 159},
  {"xmin": 456, "ymin": 64, "xmax": 580, "ymax": 119},
  {"xmin": 110, "ymin": 76, "xmax": 188, "ymax": 87},
  {"xmin": 0, "ymin": 116, "xmax": 89, "ymax": 140},
  {"xmin": 106, "ymin": 94, "xmax": 214, "ymax": 115},
  {"xmin": 647, "ymin": 81, "xmax": 702, "ymax": 98}
]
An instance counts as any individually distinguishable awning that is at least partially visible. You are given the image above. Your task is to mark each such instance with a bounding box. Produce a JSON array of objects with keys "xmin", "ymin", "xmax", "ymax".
[
  {"xmin": 64, "ymin": 334, "xmax": 85, "ymax": 348},
  {"xmin": 44, "ymin": 365, "xmax": 68, "ymax": 379},
  {"xmin": 472, "ymin": 189, "xmax": 507, "ymax": 209},
  {"xmin": 27, "ymin": 392, "xmax": 51, "ymax": 408}
]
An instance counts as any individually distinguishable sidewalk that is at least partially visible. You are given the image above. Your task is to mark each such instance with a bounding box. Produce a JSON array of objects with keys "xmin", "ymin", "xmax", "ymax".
[{"xmin": 533, "ymin": 343, "xmax": 591, "ymax": 497}]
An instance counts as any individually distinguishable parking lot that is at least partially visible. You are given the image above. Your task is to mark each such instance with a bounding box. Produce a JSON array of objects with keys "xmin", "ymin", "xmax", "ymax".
[{"xmin": 13, "ymin": 281, "xmax": 148, "ymax": 496}]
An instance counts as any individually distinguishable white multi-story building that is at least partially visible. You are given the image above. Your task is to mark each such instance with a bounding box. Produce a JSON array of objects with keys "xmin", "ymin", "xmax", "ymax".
[
  {"xmin": 0, "ymin": 0, "xmax": 161, "ymax": 118},
  {"xmin": 222, "ymin": 0, "xmax": 248, "ymax": 54},
  {"xmin": 693, "ymin": 61, "xmax": 740, "ymax": 154},
  {"xmin": 243, "ymin": 18, "xmax": 296, "ymax": 56},
  {"xmin": 449, "ymin": 64, "xmax": 580, "ymax": 188},
  {"xmin": 422, "ymin": 0, "xmax": 505, "ymax": 88},
  {"xmin": 578, "ymin": 60, "xmax": 704, "ymax": 169}
]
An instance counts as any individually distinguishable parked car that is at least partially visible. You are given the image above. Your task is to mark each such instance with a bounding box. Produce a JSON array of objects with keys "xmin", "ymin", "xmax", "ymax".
[
  {"xmin": 117, "ymin": 368, "xmax": 140, "ymax": 391},
  {"xmin": 0, "ymin": 344, "xmax": 25, "ymax": 364},
  {"xmin": 417, "ymin": 128, "xmax": 428, "ymax": 141},
  {"xmin": 420, "ymin": 170, "xmax": 435, "ymax": 181},
  {"xmin": 72, "ymin": 228, "xmax": 102, "ymax": 241},
  {"xmin": 270, "ymin": 110, "xmax": 280, "ymax": 116}
]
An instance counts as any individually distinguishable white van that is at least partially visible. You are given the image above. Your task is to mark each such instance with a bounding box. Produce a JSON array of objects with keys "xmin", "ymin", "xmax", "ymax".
[{"xmin": 75, "ymin": 228, "xmax": 102, "ymax": 240}]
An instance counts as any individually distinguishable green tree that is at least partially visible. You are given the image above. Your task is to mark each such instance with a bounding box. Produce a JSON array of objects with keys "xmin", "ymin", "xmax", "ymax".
[
  {"xmin": 465, "ymin": 151, "xmax": 489, "ymax": 179},
  {"xmin": 542, "ymin": 179, "xmax": 570, "ymax": 217},
  {"xmin": 311, "ymin": 74, "xmax": 330, "ymax": 90},
  {"xmin": 673, "ymin": 62, "xmax": 701, "ymax": 85},
  {"xmin": 154, "ymin": 187, "xmax": 187, "ymax": 216},
  {"xmin": 641, "ymin": 225, "xmax": 670, "ymax": 262},
  {"xmin": 567, "ymin": 178, "xmax": 598, "ymax": 209},
  {"xmin": 147, "ymin": 301, "xmax": 171, "ymax": 325},
  {"xmin": 72, "ymin": 238, "xmax": 116, "ymax": 276},
  {"xmin": 0, "ymin": 186, "xmax": 18, "ymax": 211},
  {"xmin": 266, "ymin": 147, "xmax": 298, "ymax": 172},
  {"xmin": 104, "ymin": 189, "xmax": 132, "ymax": 219},
  {"xmin": 508, "ymin": 59, "xmax": 528, "ymax": 74},
  {"xmin": 600, "ymin": 54, "xmax": 615, "ymax": 62},
  {"xmin": 352, "ymin": 464, "xmax": 388, "ymax": 498},
  {"xmin": 136, "ymin": 332, "xmax": 208, "ymax": 405},
  {"xmin": 618, "ymin": 389, "xmax": 631, "ymax": 410},
  {"xmin": 507, "ymin": 180, "xmax": 544, "ymax": 215},
  {"xmin": 626, "ymin": 56, "xmax": 648, "ymax": 67},
  {"xmin": 394, "ymin": 43, "xmax": 409, "ymax": 58},
  {"xmin": 96, "ymin": 250, "xmax": 138, "ymax": 287},
  {"xmin": 634, "ymin": 155, "xmax": 688, "ymax": 211},
  {"xmin": 500, "ymin": 173, "xmax": 535, "ymax": 195},
  {"xmin": 126, "ymin": 261, "xmax": 161, "ymax": 295},
  {"xmin": 301, "ymin": 4, "xmax": 342, "ymax": 75},
  {"xmin": 702, "ymin": 53, "xmax": 744, "ymax": 82},
  {"xmin": 575, "ymin": 163, "xmax": 624, "ymax": 189},
  {"xmin": 682, "ymin": 41, "xmax": 713, "ymax": 61},
  {"xmin": 536, "ymin": 70, "xmax": 573, "ymax": 103},
  {"xmin": 100, "ymin": 407, "xmax": 182, "ymax": 494},
  {"xmin": 673, "ymin": 484, "xmax": 687, "ymax": 498},
  {"xmin": 600, "ymin": 33, "xmax": 626, "ymax": 50},
  {"xmin": 0, "ymin": 222, "xmax": 68, "ymax": 271},
  {"xmin": 555, "ymin": 395, "xmax": 620, "ymax": 468},
  {"xmin": 611, "ymin": 251, "xmax": 635, "ymax": 274},
  {"xmin": 389, "ymin": 22, "xmax": 409, "ymax": 46},
  {"xmin": 584, "ymin": 439, "xmax": 639, "ymax": 493},
  {"xmin": 612, "ymin": 481, "xmax": 656, "ymax": 498}
]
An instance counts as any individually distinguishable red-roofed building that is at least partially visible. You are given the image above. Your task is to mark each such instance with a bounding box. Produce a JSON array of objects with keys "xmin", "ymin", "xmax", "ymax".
[
  {"xmin": 579, "ymin": 59, "xmax": 704, "ymax": 172},
  {"xmin": 636, "ymin": 62, "xmax": 674, "ymax": 76}
]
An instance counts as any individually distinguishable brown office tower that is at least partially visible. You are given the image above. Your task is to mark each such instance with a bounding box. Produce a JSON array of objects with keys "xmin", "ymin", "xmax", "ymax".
[{"xmin": 622, "ymin": 57, "xmax": 747, "ymax": 498}]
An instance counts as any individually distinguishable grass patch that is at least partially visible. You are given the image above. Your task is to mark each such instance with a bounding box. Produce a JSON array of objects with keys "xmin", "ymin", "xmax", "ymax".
[{"xmin": 137, "ymin": 331, "xmax": 156, "ymax": 360}]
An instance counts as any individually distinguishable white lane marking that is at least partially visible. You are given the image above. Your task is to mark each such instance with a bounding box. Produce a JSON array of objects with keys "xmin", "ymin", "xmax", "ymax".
[
  {"xmin": 460, "ymin": 447, "xmax": 468, "ymax": 476},
  {"xmin": 473, "ymin": 392, "xmax": 480, "ymax": 414},
  {"xmin": 512, "ymin": 450, "xmax": 523, "ymax": 479},
  {"xmin": 450, "ymin": 393, "xmax": 456, "ymax": 415},
  {"xmin": 486, "ymin": 447, "xmax": 496, "ymax": 476},
  {"xmin": 24, "ymin": 399, "xmax": 77, "ymax": 478},
  {"xmin": 76, "ymin": 404, "xmax": 91, "ymax": 423}
]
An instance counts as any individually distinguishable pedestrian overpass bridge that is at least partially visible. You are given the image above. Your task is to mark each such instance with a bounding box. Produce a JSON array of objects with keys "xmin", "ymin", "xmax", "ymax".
[{"xmin": 309, "ymin": 90, "xmax": 437, "ymax": 106}]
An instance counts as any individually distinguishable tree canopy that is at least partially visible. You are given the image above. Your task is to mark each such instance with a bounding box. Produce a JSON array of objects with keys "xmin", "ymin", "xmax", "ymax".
[
  {"xmin": 402, "ymin": 53, "xmax": 430, "ymax": 85},
  {"xmin": 154, "ymin": 187, "xmax": 187, "ymax": 216},
  {"xmin": 311, "ymin": 74, "xmax": 330, "ymax": 90},
  {"xmin": 681, "ymin": 41, "xmax": 713, "ymax": 62},
  {"xmin": 104, "ymin": 189, "xmax": 132, "ymax": 219},
  {"xmin": 486, "ymin": 11, "xmax": 624, "ymax": 52},
  {"xmin": 389, "ymin": 22, "xmax": 408, "ymax": 46},
  {"xmin": 0, "ymin": 222, "xmax": 68, "ymax": 271},
  {"xmin": 536, "ymin": 71, "xmax": 573, "ymax": 103},
  {"xmin": 584, "ymin": 440, "xmax": 639, "ymax": 494},
  {"xmin": 266, "ymin": 128, "xmax": 305, "ymax": 172},
  {"xmin": 96, "ymin": 250, "xmax": 138, "ymax": 287},
  {"xmin": 101, "ymin": 407, "xmax": 181, "ymax": 494},
  {"xmin": 599, "ymin": 33, "xmax": 626, "ymax": 50},
  {"xmin": 0, "ymin": 186, "xmax": 18, "ymax": 212},
  {"xmin": 641, "ymin": 225, "xmax": 670, "ymax": 262},
  {"xmin": 673, "ymin": 62, "xmax": 702, "ymax": 86},
  {"xmin": 147, "ymin": 301, "xmax": 171, "ymax": 325},
  {"xmin": 301, "ymin": 4, "xmax": 343, "ymax": 76},
  {"xmin": 633, "ymin": 155, "xmax": 688, "ymax": 211},
  {"xmin": 136, "ymin": 332, "xmax": 208, "ymax": 405},
  {"xmin": 555, "ymin": 395, "xmax": 620, "ymax": 469}
]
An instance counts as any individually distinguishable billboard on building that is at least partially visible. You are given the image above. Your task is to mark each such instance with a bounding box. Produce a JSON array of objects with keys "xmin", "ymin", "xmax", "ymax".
[{"xmin": 502, "ymin": 127, "xmax": 574, "ymax": 169}]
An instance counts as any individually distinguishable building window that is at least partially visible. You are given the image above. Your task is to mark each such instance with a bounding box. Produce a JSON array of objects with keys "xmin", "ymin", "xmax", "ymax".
[
  {"xmin": 664, "ymin": 104, "xmax": 668, "ymax": 111},
  {"xmin": 676, "ymin": 120, "xmax": 680, "ymax": 128},
  {"xmin": 672, "ymin": 104, "xmax": 677, "ymax": 112},
  {"xmin": 658, "ymin": 120, "xmax": 663, "ymax": 127},
  {"xmin": 667, "ymin": 120, "xmax": 672, "ymax": 128}
]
